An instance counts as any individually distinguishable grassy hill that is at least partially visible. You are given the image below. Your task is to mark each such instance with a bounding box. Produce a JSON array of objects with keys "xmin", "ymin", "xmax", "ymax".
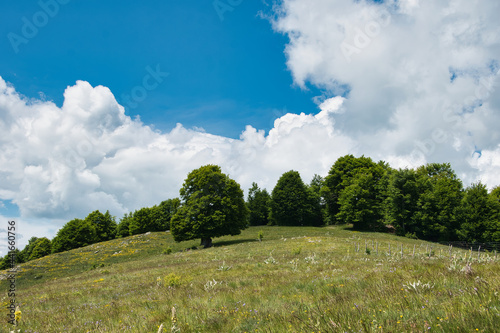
[{"xmin": 1, "ymin": 226, "xmax": 499, "ymax": 332}]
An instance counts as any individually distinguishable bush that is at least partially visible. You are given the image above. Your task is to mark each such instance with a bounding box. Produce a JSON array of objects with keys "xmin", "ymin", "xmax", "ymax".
[{"xmin": 164, "ymin": 273, "xmax": 182, "ymax": 287}]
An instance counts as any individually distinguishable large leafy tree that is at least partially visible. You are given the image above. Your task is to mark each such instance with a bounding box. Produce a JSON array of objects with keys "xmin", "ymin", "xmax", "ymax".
[
  {"xmin": 85, "ymin": 210, "xmax": 117, "ymax": 242},
  {"xmin": 414, "ymin": 163, "xmax": 463, "ymax": 241},
  {"xmin": 170, "ymin": 165, "xmax": 248, "ymax": 248},
  {"xmin": 128, "ymin": 198, "xmax": 181, "ymax": 235},
  {"xmin": 51, "ymin": 218, "xmax": 97, "ymax": 253},
  {"xmin": 153, "ymin": 198, "xmax": 181, "ymax": 231},
  {"xmin": 129, "ymin": 207, "xmax": 154, "ymax": 235},
  {"xmin": 28, "ymin": 237, "xmax": 52, "ymax": 261},
  {"xmin": 270, "ymin": 170, "xmax": 323, "ymax": 226},
  {"xmin": 491, "ymin": 186, "xmax": 500, "ymax": 202},
  {"xmin": 324, "ymin": 155, "xmax": 384, "ymax": 224},
  {"xmin": 387, "ymin": 168, "xmax": 421, "ymax": 236},
  {"xmin": 337, "ymin": 165, "xmax": 386, "ymax": 230},
  {"xmin": 457, "ymin": 182, "xmax": 500, "ymax": 242},
  {"xmin": 19, "ymin": 236, "xmax": 40, "ymax": 263},
  {"xmin": 117, "ymin": 213, "xmax": 133, "ymax": 237},
  {"xmin": 247, "ymin": 182, "xmax": 271, "ymax": 226}
]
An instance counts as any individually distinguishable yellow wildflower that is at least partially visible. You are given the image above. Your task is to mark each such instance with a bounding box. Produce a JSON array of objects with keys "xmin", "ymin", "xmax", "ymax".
[{"xmin": 14, "ymin": 306, "xmax": 21, "ymax": 323}]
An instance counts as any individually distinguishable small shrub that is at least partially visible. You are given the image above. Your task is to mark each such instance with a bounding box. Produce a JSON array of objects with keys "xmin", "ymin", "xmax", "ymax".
[
  {"xmin": 164, "ymin": 273, "xmax": 182, "ymax": 287},
  {"xmin": 258, "ymin": 230, "xmax": 264, "ymax": 241},
  {"xmin": 405, "ymin": 232, "xmax": 418, "ymax": 239},
  {"xmin": 292, "ymin": 247, "xmax": 302, "ymax": 255},
  {"xmin": 163, "ymin": 247, "xmax": 172, "ymax": 255},
  {"xmin": 365, "ymin": 248, "xmax": 371, "ymax": 255}
]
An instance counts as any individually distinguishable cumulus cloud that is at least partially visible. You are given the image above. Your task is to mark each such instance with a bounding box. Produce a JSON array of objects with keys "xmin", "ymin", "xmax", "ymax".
[
  {"xmin": 0, "ymin": 77, "xmax": 353, "ymax": 251},
  {"xmin": 270, "ymin": 0, "xmax": 500, "ymax": 180}
]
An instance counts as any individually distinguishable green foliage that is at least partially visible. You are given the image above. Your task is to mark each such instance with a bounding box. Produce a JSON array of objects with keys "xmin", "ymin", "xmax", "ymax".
[
  {"xmin": 457, "ymin": 182, "xmax": 500, "ymax": 242},
  {"xmin": 413, "ymin": 163, "xmax": 463, "ymax": 241},
  {"xmin": 51, "ymin": 218, "xmax": 97, "ymax": 253},
  {"xmin": 28, "ymin": 237, "xmax": 51, "ymax": 260},
  {"xmin": 247, "ymin": 182, "xmax": 271, "ymax": 226},
  {"xmin": 257, "ymin": 230, "xmax": 264, "ymax": 241},
  {"xmin": 129, "ymin": 207, "xmax": 152, "ymax": 235},
  {"xmin": 85, "ymin": 210, "xmax": 117, "ymax": 242},
  {"xmin": 19, "ymin": 236, "xmax": 40, "ymax": 263},
  {"xmin": 333, "ymin": 157, "xmax": 387, "ymax": 230},
  {"xmin": 490, "ymin": 186, "xmax": 500, "ymax": 202},
  {"xmin": 324, "ymin": 155, "xmax": 389, "ymax": 228},
  {"xmin": 116, "ymin": 213, "xmax": 133, "ymax": 237},
  {"xmin": 163, "ymin": 273, "xmax": 182, "ymax": 287},
  {"xmin": 0, "ymin": 248, "xmax": 22, "ymax": 270},
  {"xmin": 309, "ymin": 174, "xmax": 329, "ymax": 224},
  {"xmin": 387, "ymin": 168, "xmax": 421, "ymax": 236},
  {"xmin": 128, "ymin": 198, "xmax": 181, "ymax": 235},
  {"xmin": 387, "ymin": 164, "xmax": 464, "ymax": 241},
  {"xmin": 270, "ymin": 170, "xmax": 323, "ymax": 226},
  {"xmin": 170, "ymin": 165, "xmax": 249, "ymax": 247},
  {"xmin": 158, "ymin": 198, "xmax": 181, "ymax": 230},
  {"xmin": 324, "ymin": 155, "xmax": 379, "ymax": 223}
]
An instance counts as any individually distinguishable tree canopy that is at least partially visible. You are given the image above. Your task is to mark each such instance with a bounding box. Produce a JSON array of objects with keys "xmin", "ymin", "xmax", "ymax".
[
  {"xmin": 247, "ymin": 182, "xmax": 271, "ymax": 226},
  {"xmin": 270, "ymin": 170, "xmax": 323, "ymax": 226},
  {"xmin": 170, "ymin": 165, "xmax": 248, "ymax": 248}
]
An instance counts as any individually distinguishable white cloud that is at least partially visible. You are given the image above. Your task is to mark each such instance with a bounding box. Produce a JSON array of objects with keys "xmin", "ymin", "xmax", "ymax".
[
  {"xmin": 0, "ymin": 78, "xmax": 353, "ymax": 246},
  {"xmin": 270, "ymin": 0, "xmax": 500, "ymax": 183}
]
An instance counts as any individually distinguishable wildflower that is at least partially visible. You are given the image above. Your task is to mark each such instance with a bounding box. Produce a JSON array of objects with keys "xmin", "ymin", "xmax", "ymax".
[
  {"xmin": 14, "ymin": 306, "xmax": 21, "ymax": 324},
  {"xmin": 157, "ymin": 323, "xmax": 164, "ymax": 333}
]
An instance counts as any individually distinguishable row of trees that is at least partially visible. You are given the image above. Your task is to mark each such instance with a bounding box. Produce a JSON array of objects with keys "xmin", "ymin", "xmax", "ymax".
[
  {"xmin": 247, "ymin": 155, "xmax": 500, "ymax": 243},
  {"xmin": 0, "ymin": 200, "xmax": 181, "ymax": 269},
  {"xmin": 3, "ymin": 157, "xmax": 499, "ymax": 268}
]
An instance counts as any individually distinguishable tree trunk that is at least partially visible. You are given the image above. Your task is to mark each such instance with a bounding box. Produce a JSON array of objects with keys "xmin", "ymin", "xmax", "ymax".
[{"xmin": 200, "ymin": 237, "xmax": 213, "ymax": 248}]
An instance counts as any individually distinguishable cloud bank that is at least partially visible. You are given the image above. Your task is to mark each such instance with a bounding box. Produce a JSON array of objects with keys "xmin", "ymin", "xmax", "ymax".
[
  {"xmin": 270, "ymin": 0, "xmax": 500, "ymax": 180},
  {"xmin": 0, "ymin": 77, "xmax": 352, "ymax": 245}
]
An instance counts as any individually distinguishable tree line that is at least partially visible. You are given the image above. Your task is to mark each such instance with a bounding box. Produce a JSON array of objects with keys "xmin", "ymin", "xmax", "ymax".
[{"xmin": 2, "ymin": 155, "xmax": 499, "ymax": 268}]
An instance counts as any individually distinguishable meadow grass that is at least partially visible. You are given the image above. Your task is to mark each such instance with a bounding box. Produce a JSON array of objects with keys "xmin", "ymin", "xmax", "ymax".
[{"xmin": 1, "ymin": 226, "xmax": 499, "ymax": 332}]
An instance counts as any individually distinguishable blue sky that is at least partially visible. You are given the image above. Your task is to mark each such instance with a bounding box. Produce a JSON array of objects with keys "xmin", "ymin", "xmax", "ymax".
[
  {"xmin": 1, "ymin": 0, "xmax": 499, "ymax": 253},
  {"xmin": 0, "ymin": 0, "xmax": 321, "ymax": 138}
]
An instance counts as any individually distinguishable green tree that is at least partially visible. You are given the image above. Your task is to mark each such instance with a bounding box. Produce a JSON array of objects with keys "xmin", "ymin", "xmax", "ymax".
[
  {"xmin": 324, "ymin": 155, "xmax": 383, "ymax": 224},
  {"xmin": 129, "ymin": 207, "xmax": 153, "ymax": 235},
  {"xmin": 152, "ymin": 198, "xmax": 181, "ymax": 231},
  {"xmin": 247, "ymin": 182, "xmax": 271, "ymax": 226},
  {"xmin": 0, "ymin": 249, "xmax": 22, "ymax": 270},
  {"xmin": 490, "ymin": 186, "xmax": 500, "ymax": 202},
  {"xmin": 387, "ymin": 168, "xmax": 421, "ymax": 237},
  {"xmin": 19, "ymin": 236, "xmax": 39, "ymax": 263},
  {"xmin": 51, "ymin": 218, "xmax": 97, "ymax": 253},
  {"xmin": 170, "ymin": 165, "xmax": 249, "ymax": 248},
  {"xmin": 457, "ymin": 182, "xmax": 500, "ymax": 243},
  {"xmin": 84, "ymin": 210, "xmax": 117, "ymax": 242},
  {"xmin": 270, "ymin": 170, "xmax": 323, "ymax": 226},
  {"xmin": 414, "ymin": 163, "xmax": 463, "ymax": 241},
  {"xmin": 337, "ymin": 166, "xmax": 386, "ymax": 230},
  {"xmin": 28, "ymin": 237, "xmax": 51, "ymax": 260},
  {"xmin": 117, "ymin": 212, "xmax": 133, "ymax": 237},
  {"xmin": 309, "ymin": 174, "xmax": 329, "ymax": 224}
]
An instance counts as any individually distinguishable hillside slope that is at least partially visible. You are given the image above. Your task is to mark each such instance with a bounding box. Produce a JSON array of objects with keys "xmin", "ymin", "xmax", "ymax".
[{"xmin": 1, "ymin": 226, "xmax": 499, "ymax": 332}]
